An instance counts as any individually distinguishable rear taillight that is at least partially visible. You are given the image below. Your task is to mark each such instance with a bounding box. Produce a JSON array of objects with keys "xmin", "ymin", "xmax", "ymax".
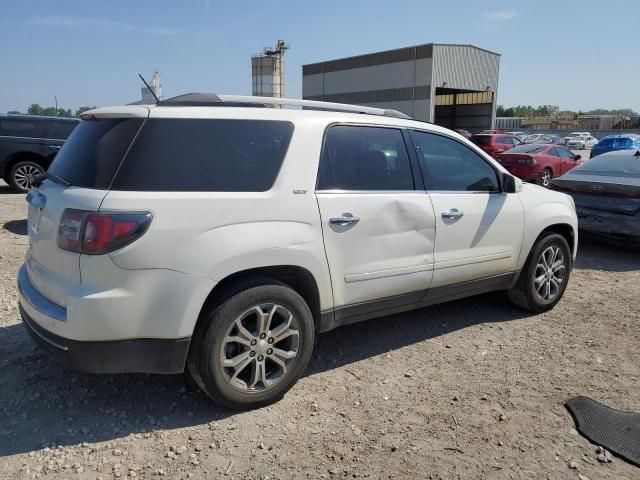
[
  {"xmin": 517, "ymin": 156, "xmax": 536, "ymax": 165},
  {"xmin": 57, "ymin": 209, "xmax": 152, "ymax": 254}
]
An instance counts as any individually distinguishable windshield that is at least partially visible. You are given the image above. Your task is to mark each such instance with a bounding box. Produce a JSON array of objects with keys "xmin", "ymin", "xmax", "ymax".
[
  {"xmin": 575, "ymin": 153, "xmax": 640, "ymax": 177},
  {"xmin": 504, "ymin": 145, "xmax": 546, "ymax": 154}
]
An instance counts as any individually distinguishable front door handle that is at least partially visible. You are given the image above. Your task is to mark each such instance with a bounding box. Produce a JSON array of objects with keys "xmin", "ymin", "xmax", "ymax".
[
  {"xmin": 47, "ymin": 145, "xmax": 61, "ymax": 151},
  {"xmin": 442, "ymin": 208, "xmax": 464, "ymax": 219},
  {"xmin": 329, "ymin": 213, "xmax": 360, "ymax": 226}
]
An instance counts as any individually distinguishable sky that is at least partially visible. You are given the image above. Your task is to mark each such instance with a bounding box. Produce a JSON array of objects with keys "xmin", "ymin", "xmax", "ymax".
[{"xmin": 1, "ymin": 0, "xmax": 638, "ymax": 113}]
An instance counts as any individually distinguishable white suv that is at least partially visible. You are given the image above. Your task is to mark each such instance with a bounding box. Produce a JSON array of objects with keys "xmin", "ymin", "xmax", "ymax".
[{"xmin": 18, "ymin": 94, "xmax": 578, "ymax": 409}]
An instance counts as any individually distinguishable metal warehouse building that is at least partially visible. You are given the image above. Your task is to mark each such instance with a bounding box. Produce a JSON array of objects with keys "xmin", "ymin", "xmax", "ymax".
[{"xmin": 302, "ymin": 43, "xmax": 500, "ymax": 131}]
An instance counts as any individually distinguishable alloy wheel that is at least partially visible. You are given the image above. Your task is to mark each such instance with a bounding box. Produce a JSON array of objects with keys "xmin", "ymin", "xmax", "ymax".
[
  {"xmin": 220, "ymin": 304, "xmax": 300, "ymax": 392},
  {"xmin": 534, "ymin": 246, "xmax": 566, "ymax": 302},
  {"xmin": 541, "ymin": 170, "xmax": 551, "ymax": 187},
  {"xmin": 13, "ymin": 164, "xmax": 43, "ymax": 190}
]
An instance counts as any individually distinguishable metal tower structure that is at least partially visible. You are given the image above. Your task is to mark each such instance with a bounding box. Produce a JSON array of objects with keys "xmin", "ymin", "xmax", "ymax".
[{"xmin": 251, "ymin": 40, "xmax": 289, "ymax": 100}]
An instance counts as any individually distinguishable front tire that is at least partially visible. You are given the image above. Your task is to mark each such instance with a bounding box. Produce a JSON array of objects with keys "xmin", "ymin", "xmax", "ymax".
[
  {"xmin": 8, "ymin": 161, "xmax": 44, "ymax": 192},
  {"xmin": 508, "ymin": 232, "xmax": 571, "ymax": 312},
  {"xmin": 188, "ymin": 282, "xmax": 315, "ymax": 409}
]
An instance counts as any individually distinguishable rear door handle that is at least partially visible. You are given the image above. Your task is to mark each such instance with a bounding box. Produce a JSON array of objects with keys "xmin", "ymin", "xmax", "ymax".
[
  {"xmin": 442, "ymin": 208, "xmax": 464, "ymax": 219},
  {"xmin": 47, "ymin": 145, "xmax": 61, "ymax": 150},
  {"xmin": 329, "ymin": 213, "xmax": 360, "ymax": 226}
]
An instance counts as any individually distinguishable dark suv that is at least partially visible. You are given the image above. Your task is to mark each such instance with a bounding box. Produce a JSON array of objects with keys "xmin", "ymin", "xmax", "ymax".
[{"xmin": 0, "ymin": 114, "xmax": 79, "ymax": 192}]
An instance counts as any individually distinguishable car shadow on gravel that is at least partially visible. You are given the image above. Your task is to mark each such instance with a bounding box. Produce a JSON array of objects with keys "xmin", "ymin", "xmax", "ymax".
[
  {"xmin": 0, "ymin": 182, "xmax": 19, "ymax": 195},
  {"xmin": 0, "ymin": 292, "xmax": 530, "ymax": 457},
  {"xmin": 2, "ymin": 219, "xmax": 27, "ymax": 235},
  {"xmin": 574, "ymin": 236, "xmax": 640, "ymax": 272}
]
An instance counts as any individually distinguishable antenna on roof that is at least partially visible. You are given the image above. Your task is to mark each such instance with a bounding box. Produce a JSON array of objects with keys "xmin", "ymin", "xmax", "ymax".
[{"xmin": 138, "ymin": 73, "xmax": 160, "ymax": 104}]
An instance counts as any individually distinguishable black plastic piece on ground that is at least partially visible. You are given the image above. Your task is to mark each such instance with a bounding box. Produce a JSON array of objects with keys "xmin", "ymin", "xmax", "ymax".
[{"xmin": 565, "ymin": 396, "xmax": 640, "ymax": 467}]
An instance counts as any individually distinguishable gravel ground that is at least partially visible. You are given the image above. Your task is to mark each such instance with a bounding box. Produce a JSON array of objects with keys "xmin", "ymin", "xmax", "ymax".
[{"xmin": 1, "ymin": 178, "xmax": 639, "ymax": 480}]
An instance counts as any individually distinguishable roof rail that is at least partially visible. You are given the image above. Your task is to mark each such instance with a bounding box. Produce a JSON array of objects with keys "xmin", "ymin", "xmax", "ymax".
[{"xmin": 156, "ymin": 93, "xmax": 413, "ymax": 120}]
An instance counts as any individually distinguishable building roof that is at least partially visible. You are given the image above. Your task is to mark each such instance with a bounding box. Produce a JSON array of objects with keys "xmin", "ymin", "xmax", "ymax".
[{"xmin": 302, "ymin": 42, "xmax": 500, "ymax": 70}]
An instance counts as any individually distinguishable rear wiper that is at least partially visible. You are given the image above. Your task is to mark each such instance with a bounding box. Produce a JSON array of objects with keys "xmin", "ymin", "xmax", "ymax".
[{"xmin": 32, "ymin": 172, "xmax": 71, "ymax": 188}]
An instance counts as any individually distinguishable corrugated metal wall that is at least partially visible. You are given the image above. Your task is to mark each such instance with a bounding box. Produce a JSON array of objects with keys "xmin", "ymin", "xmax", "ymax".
[{"xmin": 431, "ymin": 45, "xmax": 499, "ymax": 92}]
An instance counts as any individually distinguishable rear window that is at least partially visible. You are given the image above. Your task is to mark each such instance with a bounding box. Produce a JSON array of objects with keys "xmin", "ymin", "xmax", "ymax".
[
  {"xmin": 505, "ymin": 145, "xmax": 546, "ymax": 154},
  {"xmin": 576, "ymin": 153, "xmax": 640, "ymax": 177},
  {"xmin": 0, "ymin": 118, "xmax": 50, "ymax": 138},
  {"xmin": 596, "ymin": 137, "xmax": 635, "ymax": 149},
  {"xmin": 112, "ymin": 119, "xmax": 293, "ymax": 192},
  {"xmin": 48, "ymin": 118, "xmax": 144, "ymax": 188},
  {"xmin": 470, "ymin": 135, "xmax": 492, "ymax": 145}
]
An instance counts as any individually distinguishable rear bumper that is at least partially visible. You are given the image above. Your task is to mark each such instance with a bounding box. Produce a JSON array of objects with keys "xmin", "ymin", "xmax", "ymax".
[
  {"xmin": 18, "ymin": 264, "xmax": 190, "ymax": 374},
  {"xmin": 576, "ymin": 208, "xmax": 640, "ymax": 240},
  {"xmin": 21, "ymin": 307, "xmax": 190, "ymax": 373}
]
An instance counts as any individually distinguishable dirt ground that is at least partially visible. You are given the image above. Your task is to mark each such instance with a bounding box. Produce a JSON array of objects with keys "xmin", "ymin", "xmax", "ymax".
[{"xmin": 1, "ymin": 178, "xmax": 639, "ymax": 480}]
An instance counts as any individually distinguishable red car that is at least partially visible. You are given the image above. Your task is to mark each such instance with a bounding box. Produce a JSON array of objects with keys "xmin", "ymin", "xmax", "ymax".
[
  {"xmin": 495, "ymin": 144, "xmax": 582, "ymax": 187},
  {"xmin": 470, "ymin": 133, "xmax": 521, "ymax": 157}
]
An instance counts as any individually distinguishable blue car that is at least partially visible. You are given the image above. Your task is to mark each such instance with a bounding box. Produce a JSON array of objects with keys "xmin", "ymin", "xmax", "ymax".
[{"xmin": 590, "ymin": 134, "xmax": 640, "ymax": 158}]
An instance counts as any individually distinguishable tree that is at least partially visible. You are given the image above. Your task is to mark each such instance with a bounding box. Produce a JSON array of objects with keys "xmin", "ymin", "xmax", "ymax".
[
  {"xmin": 26, "ymin": 103, "xmax": 74, "ymax": 117},
  {"xmin": 27, "ymin": 104, "xmax": 45, "ymax": 116}
]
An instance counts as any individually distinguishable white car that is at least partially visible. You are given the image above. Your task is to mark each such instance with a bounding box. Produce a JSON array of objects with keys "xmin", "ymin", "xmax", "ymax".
[
  {"xmin": 566, "ymin": 135, "xmax": 598, "ymax": 149},
  {"xmin": 522, "ymin": 133, "xmax": 546, "ymax": 144},
  {"xmin": 564, "ymin": 132, "xmax": 590, "ymax": 145},
  {"xmin": 505, "ymin": 131, "xmax": 526, "ymax": 141},
  {"xmin": 18, "ymin": 94, "xmax": 578, "ymax": 409}
]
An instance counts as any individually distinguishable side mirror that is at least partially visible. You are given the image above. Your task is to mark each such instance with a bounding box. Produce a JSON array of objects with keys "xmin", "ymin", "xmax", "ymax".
[
  {"xmin": 502, "ymin": 173, "xmax": 517, "ymax": 193},
  {"xmin": 574, "ymin": 154, "xmax": 581, "ymax": 160}
]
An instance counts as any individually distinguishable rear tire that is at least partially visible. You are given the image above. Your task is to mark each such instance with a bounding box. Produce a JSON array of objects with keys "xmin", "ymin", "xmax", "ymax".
[
  {"xmin": 538, "ymin": 168, "xmax": 552, "ymax": 188},
  {"xmin": 508, "ymin": 232, "xmax": 571, "ymax": 312},
  {"xmin": 8, "ymin": 161, "xmax": 44, "ymax": 192},
  {"xmin": 188, "ymin": 281, "xmax": 315, "ymax": 410}
]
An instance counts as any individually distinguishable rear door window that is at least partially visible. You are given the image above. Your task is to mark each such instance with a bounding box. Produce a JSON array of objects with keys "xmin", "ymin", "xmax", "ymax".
[
  {"xmin": 0, "ymin": 118, "xmax": 50, "ymax": 138},
  {"xmin": 316, "ymin": 125, "xmax": 414, "ymax": 190},
  {"xmin": 48, "ymin": 118, "xmax": 144, "ymax": 188},
  {"xmin": 112, "ymin": 119, "xmax": 294, "ymax": 192}
]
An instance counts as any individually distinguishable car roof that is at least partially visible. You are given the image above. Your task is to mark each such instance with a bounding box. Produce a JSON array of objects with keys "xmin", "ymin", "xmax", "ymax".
[
  {"xmin": 602, "ymin": 133, "xmax": 640, "ymax": 139},
  {"xmin": 0, "ymin": 113, "xmax": 79, "ymax": 122},
  {"xmin": 81, "ymin": 103, "xmax": 464, "ymax": 137}
]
